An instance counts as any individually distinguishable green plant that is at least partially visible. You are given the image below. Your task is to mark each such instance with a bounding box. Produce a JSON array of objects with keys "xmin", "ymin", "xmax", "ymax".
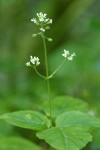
[{"xmin": 0, "ymin": 12, "xmax": 100, "ymax": 150}]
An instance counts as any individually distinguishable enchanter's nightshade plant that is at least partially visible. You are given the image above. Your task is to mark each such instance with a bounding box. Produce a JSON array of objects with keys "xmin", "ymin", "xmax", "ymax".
[{"xmin": 0, "ymin": 12, "xmax": 100, "ymax": 150}]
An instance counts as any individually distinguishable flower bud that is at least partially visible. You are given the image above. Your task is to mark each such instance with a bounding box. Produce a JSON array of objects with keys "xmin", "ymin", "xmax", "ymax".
[
  {"xmin": 32, "ymin": 34, "xmax": 37, "ymax": 37},
  {"xmin": 48, "ymin": 38, "xmax": 53, "ymax": 42}
]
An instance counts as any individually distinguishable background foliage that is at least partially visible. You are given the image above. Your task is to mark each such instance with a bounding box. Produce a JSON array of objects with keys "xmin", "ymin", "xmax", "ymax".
[{"xmin": 0, "ymin": 0, "xmax": 100, "ymax": 150}]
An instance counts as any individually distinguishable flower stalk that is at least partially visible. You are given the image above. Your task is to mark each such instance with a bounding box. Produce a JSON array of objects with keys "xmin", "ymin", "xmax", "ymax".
[
  {"xmin": 26, "ymin": 12, "xmax": 76, "ymax": 127},
  {"xmin": 41, "ymin": 32, "xmax": 52, "ymax": 126}
]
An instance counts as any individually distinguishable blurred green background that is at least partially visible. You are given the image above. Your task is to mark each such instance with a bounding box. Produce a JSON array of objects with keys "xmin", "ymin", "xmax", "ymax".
[{"xmin": 0, "ymin": 0, "xmax": 100, "ymax": 150}]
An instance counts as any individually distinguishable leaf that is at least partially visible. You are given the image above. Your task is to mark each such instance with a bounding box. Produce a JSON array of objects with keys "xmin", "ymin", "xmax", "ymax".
[
  {"xmin": 0, "ymin": 136, "xmax": 43, "ymax": 150},
  {"xmin": 0, "ymin": 110, "xmax": 50, "ymax": 131},
  {"xmin": 56, "ymin": 111, "xmax": 100, "ymax": 128},
  {"xmin": 37, "ymin": 110, "xmax": 100, "ymax": 150},
  {"xmin": 41, "ymin": 96, "xmax": 89, "ymax": 117},
  {"xmin": 90, "ymin": 130, "xmax": 100, "ymax": 150},
  {"xmin": 37, "ymin": 127, "xmax": 92, "ymax": 150}
]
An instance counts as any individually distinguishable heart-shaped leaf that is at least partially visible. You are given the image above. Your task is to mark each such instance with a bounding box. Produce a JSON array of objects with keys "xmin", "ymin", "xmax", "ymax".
[
  {"xmin": 56, "ymin": 111, "xmax": 100, "ymax": 128},
  {"xmin": 37, "ymin": 127, "xmax": 92, "ymax": 150},
  {"xmin": 0, "ymin": 110, "xmax": 50, "ymax": 131},
  {"xmin": 41, "ymin": 96, "xmax": 89, "ymax": 117}
]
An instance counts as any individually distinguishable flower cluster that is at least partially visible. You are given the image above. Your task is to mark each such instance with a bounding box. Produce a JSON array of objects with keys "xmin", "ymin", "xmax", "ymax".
[
  {"xmin": 26, "ymin": 56, "xmax": 40, "ymax": 67},
  {"xmin": 31, "ymin": 12, "xmax": 52, "ymax": 32},
  {"xmin": 62, "ymin": 49, "xmax": 76, "ymax": 60}
]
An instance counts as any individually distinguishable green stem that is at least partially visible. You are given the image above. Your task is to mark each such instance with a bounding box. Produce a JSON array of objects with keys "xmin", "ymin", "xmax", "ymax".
[
  {"xmin": 31, "ymin": 66, "xmax": 46, "ymax": 79},
  {"xmin": 41, "ymin": 32, "xmax": 52, "ymax": 126},
  {"xmin": 48, "ymin": 58, "xmax": 66, "ymax": 79}
]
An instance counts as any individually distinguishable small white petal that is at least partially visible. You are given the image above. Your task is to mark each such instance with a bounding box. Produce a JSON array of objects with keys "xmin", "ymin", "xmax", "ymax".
[
  {"xmin": 40, "ymin": 27, "xmax": 45, "ymax": 32},
  {"xmin": 37, "ymin": 13, "xmax": 39, "ymax": 17},
  {"xmin": 31, "ymin": 18, "xmax": 36, "ymax": 23},
  {"xmin": 31, "ymin": 60, "xmax": 35, "ymax": 64},
  {"xmin": 68, "ymin": 56, "xmax": 73, "ymax": 60},
  {"xmin": 43, "ymin": 13, "xmax": 47, "ymax": 17},
  {"xmin": 47, "ymin": 19, "xmax": 52, "ymax": 24},
  {"xmin": 48, "ymin": 38, "xmax": 53, "ymax": 42},
  {"xmin": 49, "ymin": 19, "xmax": 52, "ymax": 23},
  {"xmin": 32, "ymin": 34, "xmax": 37, "ymax": 37},
  {"xmin": 64, "ymin": 50, "xmax": 70, "ymax": 55},
  {"xmin": 30, "ymin": 56, "xmax": 33, "ymax": 59},
  {"xmin": 62, "ymin": 54, "xmax": 65, "ymax": 57},
  {"xmin": 71, "ymin": 53, "xmax": 76, "ymax": 57},
  {"xmin": 62, "ymin": 50, "xmax": 70, "ymax": 58},
  {"xmin": 36, "ymin": 61, "xmax": 40, "ymax": 66},
  {"xmin": 31, "ymin": 18, "xmax": 34, "ymax": 21},
  {"xmin": 45, "ymin": 18, "xmax": 49, "ymax": 22},
  {"xmin": 30, "ymin": 56, "xmax": 35, "ymax": 64},
  {"xmin": 36, "ymin": 57, "xmax": 39, "ymax": 61},
  {"xmin": 26, "ymin": 62, "xmax": 31, "ymax": 66},
  {"xmin": 39, "ymin": 18, "xmax": 44, "ymax": 22}
]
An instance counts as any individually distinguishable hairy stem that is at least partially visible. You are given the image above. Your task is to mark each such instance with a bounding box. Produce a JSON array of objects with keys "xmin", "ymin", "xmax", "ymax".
[{"xmin": 41, "ymin": 32, "xmax": 52, "ymax": 126}]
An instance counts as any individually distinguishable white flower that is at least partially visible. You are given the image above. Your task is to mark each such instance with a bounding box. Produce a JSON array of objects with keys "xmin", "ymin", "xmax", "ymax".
[
  {"xmin": 62, "ymin": 49, "xmax": 70, "ymax": 58},
  {"xmin": 31, "ymin": 18, "xmax": 37, "ymax": 23},
  {"xmin": 68, "ymin": 53, "xmax": 76, "ymax": 60},
  {"xmin": 62, "ymin": 49, "xmax": 76, "ymax": 60},
  {"xmin": 26, "ymin": 62, "xmax": 31, "ymax": 66},
  {"xmin": 40, "ymin": 27, "xmax": 45, "ymax": 32},
  {"xmin": 37, "ymin": 12, "xmax": 47, "ymax": 22},
  {"xmin": 30, "ymin": 56, "xmax": 40, "ymax": 66},
  {"xmin": 31, "ymin": 12, "xmax": 52, "ymax": 31}
]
